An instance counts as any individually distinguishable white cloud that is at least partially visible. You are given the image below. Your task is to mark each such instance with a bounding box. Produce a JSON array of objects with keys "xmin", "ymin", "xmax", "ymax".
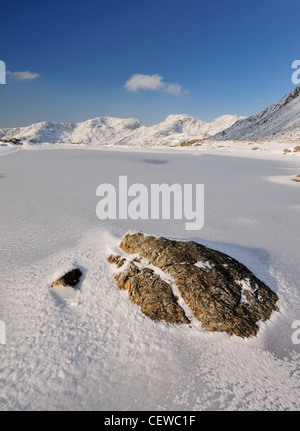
[
  {"xmin": 125, "ymin": 73, "xmax": 164, "ymax": 92},
  {"xmin": 7, "ymin": 70, "xmax": 40, "ymax": 81},
  {"xmin": 164, "ymin": 83, "xmax": 188, "ymax": 95},
  {"xmin": 125, "ymin": 73, "xmax": 187, "ymax": 96}
]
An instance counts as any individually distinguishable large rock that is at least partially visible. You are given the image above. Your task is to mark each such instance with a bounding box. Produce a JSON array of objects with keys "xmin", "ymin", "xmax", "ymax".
[
  {"xmin": 108, "ymin": 233, "xmax": 279, "ymax": 338},
  {"xmin": 108, "ymin": 255, "xmax": 189, "ymax": 324}
]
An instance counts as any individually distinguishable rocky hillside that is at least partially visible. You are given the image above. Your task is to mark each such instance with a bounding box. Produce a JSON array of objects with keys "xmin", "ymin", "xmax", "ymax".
[{"xmin": 212, "ymin": 86, "xmax": 300, "ymax": 141}]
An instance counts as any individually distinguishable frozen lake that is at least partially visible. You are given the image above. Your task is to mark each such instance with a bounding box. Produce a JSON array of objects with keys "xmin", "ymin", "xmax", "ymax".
[{"xmin": 0, "ymin": 148, "xmax": 300, "ymax": 410}]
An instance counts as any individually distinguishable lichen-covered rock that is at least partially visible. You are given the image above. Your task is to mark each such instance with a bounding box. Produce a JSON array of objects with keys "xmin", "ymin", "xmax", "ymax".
[
  {"xmin": 51, "ymin": 268, "xmax": 83, "ymax": 288},
  {"xmin": 108, "ymin": 233, "xmax": 279, "ymax": 338},
  {"xmin": 108, "ymin": 255, "xmax": 189, "ymax": 324}
]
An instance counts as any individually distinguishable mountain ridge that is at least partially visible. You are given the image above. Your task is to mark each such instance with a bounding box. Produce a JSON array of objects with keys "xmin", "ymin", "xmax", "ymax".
[
  {"xmin": 212, "ymin": 86, "xmax": 300, "ymax": 141},
  {"xmin": 0, "ymin": 114, "xmax": 243, "ymax": 146},
  {"xmin": 1, "ymin": 86, "xmax": 300, "ymax": 146}
]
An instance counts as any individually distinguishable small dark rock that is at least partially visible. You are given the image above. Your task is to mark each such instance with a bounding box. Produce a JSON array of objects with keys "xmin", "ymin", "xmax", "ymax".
[{"xmin": 51, "ymin": 268, "xmax": 83, "ymax": 288}]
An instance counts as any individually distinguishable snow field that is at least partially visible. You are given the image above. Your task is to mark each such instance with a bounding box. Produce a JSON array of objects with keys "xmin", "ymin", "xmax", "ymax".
[{"xmin": 0, "ymin": 148, "xmax": 300, "ymax": 410}]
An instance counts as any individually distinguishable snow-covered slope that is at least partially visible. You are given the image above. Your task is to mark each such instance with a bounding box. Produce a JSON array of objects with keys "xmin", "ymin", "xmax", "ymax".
[
  {"xmin": 212, "ymin": 86, "xmax": 300, "ymax": 141},
  {"xmin": 0, "ymin": 117, "xmax": 142, "ymax": 145},
  {"xmin": 116, "ymin": 114, "xmax": 243, "ymax": 146},
  {"xmin": 0, "ymin": 114, "xmax": 242, "ymax": 147},
  {"xmin": 205, "ymin": 115, "xmax": 246, "ymax": 138}
]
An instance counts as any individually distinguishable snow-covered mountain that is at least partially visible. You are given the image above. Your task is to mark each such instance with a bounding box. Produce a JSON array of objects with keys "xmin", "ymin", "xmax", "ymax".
[
  {"xmin": 212, "ymin": 86, "xmax": 300, "ymax": 141},
  {"xmin": 0, "ymin": 117, "xmax": 142, "ymax": 145},
  {"xmin": 2, "ymin": 86, "xmax": 300, "ymax": 146},
  {"xmin": 0, "ymin": 114, "xmax": 243, "ymax": 146},
  {"xmin": 117, "ymin": 114, "xmax": 243, "ymax": 146}
]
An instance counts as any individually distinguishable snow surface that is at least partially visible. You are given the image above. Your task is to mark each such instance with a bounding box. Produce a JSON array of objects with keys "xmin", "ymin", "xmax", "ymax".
[{"xmin": 0, "ymin": 146, "xmax": 300, "ymax": 411}]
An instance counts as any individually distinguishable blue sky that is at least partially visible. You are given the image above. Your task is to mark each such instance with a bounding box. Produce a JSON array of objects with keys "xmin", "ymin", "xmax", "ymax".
[{"xmin": 0, "ymin": 0, "xmax": 299, "ymax": 127}]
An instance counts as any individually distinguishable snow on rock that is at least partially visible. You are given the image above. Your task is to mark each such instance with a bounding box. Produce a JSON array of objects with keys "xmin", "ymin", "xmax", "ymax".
[
  {"xmin": 107, "ymin": 254, "xmax": 190, "ymax": 325},
  {"xmin": 50, "ymin": 266, "xmax": 84, "ymax": 305},
  {"xmin": 108, "ymin": 233, "xmax": 279, "ymax": 338},
  {"xmin": 212, "ymin": 86, "xmax": 300, "ymax": 141}
]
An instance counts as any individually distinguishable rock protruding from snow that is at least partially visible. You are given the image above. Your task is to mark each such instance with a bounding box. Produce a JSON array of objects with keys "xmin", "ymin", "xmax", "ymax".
[
  {"xmin": 109, "ymin": 233, "xmax": 279, "ymax": 338},
  {"xmin": 212, "ymin": 86, "xmax": 300, "ymax": 141},
  {"xmin": 51, "ymin": 268, "xmax": 83, "ymax": 288},
  {"xmin": 108, "ymin": 254, "xmax": 190, "ymax": 325}
]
